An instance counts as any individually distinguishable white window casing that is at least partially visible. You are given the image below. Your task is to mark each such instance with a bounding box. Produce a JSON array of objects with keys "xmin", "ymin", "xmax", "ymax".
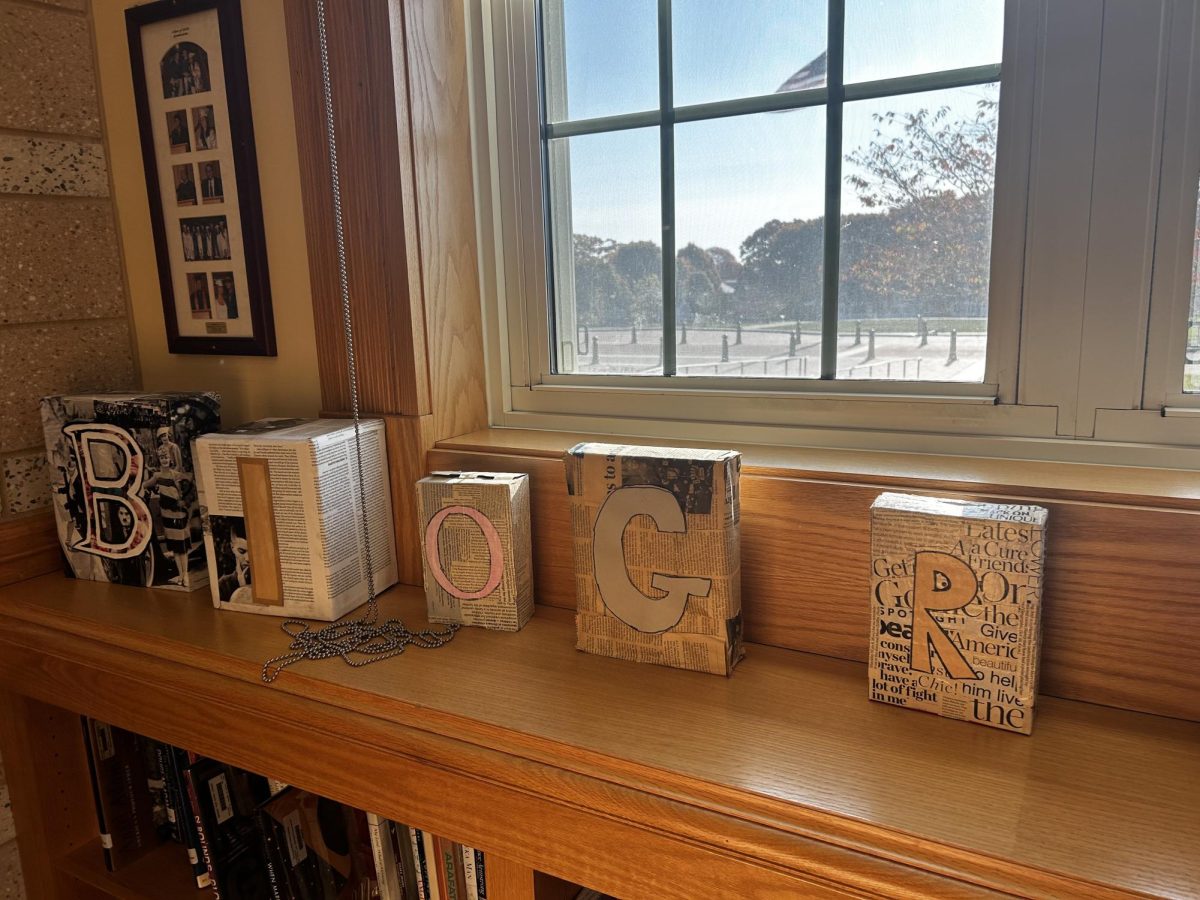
[{"xmin": 466, "ymin": 0, "xmax": 1200, "ymax": 468}]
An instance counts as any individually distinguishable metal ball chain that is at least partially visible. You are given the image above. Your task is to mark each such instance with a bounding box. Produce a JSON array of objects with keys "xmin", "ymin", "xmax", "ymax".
[{"xmin": 261, "ymin": 0, "xmax": 458, "ymax": 683}]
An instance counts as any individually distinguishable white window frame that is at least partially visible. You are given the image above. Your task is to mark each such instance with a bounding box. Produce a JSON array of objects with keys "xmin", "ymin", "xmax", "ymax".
[
  {"xmin": 1144, "ymin": 0, "xmax": 1200, "ymax": 414},
  {"xmin": 466, "ymin": 0, "xmax": 1200, "ymax": 468}
]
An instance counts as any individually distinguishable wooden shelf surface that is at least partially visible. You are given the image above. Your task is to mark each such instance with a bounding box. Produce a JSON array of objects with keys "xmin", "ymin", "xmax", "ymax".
[
  {"xmin": 0, "ymin": 574, "xmax": 1196, "ymax": 898},
  {"xmin": 60, "ymin": 839, "xmax": 205, "ymax": 900}
]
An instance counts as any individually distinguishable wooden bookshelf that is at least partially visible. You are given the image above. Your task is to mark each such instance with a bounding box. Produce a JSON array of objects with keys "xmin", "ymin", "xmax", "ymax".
[
  {"xmin": 60, "ymin": 840, "xmax": 208, "ymax": 900},
  {"xmin": 0, "ymin": 574, "xmax": 1196, "ymax": 898}
]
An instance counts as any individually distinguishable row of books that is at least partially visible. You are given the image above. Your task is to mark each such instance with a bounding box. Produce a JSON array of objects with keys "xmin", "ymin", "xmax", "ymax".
[{"xmin": 79, "ymin": 718, "xmax": 512, "ymax": 899}]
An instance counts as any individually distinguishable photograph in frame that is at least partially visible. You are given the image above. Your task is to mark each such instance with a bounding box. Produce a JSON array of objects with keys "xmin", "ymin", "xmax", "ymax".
[{"xmin": 127, "ymin": 0, "xmax": 275, "ymax": 355}]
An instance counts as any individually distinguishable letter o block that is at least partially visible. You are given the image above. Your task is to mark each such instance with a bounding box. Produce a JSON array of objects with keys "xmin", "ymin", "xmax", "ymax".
[{"xmin": 417, "ymin": 472, "xmax": 533, "ymax": 631}]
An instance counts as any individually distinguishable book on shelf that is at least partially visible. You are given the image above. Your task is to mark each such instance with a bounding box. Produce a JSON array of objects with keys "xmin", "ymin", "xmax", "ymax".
[
  {"xmin": 422, "ymin": 829, "xmax": 443, "ymax": 899},
  {"xmin": 392, "ymin": 818, "xmax": 420, "ymax": 900},
  {"xmin": 258, "ymin": 787, "xmax": 379, "ymax": 899},
  {"xmin": 76, "ymin": 720, "xmax": 505, "ymax": 900},
  {"xmin": 408, "ymin": 825, "xmax": 429, "ymax": 900},
  {"xmin": 184, "ymin": 758, "xmax": 274, "ymax": 899},
  {"xmin": 141, "ymin": 737, "xmax": 176, "ymax": 846},
  {"xmin": 154, "ymin": 740, "xmax": 212, "ymax": 888},
  {"xmin": 368, "ymin": 815, "xmax": 419, "ymax": 900},
  {"xmin": 80, "ymin": 718, "xmax": 162, "ymax": 871}
]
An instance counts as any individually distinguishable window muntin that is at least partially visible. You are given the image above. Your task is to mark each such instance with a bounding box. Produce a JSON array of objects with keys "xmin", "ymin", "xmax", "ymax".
[
  {"xmin": 1186, "ymin": 186, "xmax": 1200, "ymax": 393},
  {"xmin": 539, "ymin": 0, "xmax": 1004, "ymax": 383}
]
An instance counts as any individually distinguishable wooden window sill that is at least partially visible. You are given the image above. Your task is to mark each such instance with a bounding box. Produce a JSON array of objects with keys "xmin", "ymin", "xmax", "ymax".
[
  {"xmin": 436, "ymin": 428, "xmax": 1200, "ymax": 510},
  {"xmin": 428, "ymin": 427, "xmax": 1200, "ymax": 724}
]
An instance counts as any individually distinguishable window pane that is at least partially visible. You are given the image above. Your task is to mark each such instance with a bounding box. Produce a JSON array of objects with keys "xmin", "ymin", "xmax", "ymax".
[
  {"xmin": 547, "ymin": 128, "xmax": 663, "ymax": 375},
  {"xmin": 672, "ymin": 0, "xmax": 826, "ymax": 108},
  {"xmin": 1187, "ymin": 188, "xmax": 1200, "ymax": 393},
  {"xmin": 844, "ymin": 0, "xmax": 1003, "ymax": 84},
  {"xmin": 838, "ymin": 83, "xmax": 999, "ymax": 382},
  {"xmin": 674, "ymin": 108, "xmax": 825, "ymax": 377},
  {"xmin": 542, "ymin": 0, "xmax": 659, "ymax": 122}
]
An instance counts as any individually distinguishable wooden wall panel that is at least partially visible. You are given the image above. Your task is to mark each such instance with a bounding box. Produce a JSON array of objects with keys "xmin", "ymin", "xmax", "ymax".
[
  {"xmin": 427, "ymin": 448, "xmax": 1200, "ymax": 721},
  {"xmin": 384, "ymin": 413, "xmax": 437, "ymax": 586},
  {"xmin": 0, "ymin": 513, "xmax": 59, "ymax": 587},
  {"xmin": 284, "ymin": 0, "xmax": 430, "ymax": 417}
]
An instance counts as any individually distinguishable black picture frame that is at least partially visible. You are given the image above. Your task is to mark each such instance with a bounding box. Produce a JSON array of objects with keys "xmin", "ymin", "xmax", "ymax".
[{"xmin": 126, "ymin": 0, "xmax": 276, "ymax": 356}]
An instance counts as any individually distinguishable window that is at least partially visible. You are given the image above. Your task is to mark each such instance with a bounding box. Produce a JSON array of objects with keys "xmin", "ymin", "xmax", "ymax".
[
  {"xmin": 472, "ymin": 0, "xmax": 1200, "ymax": 465},
  {"xmin": 540, "ymin": 1, "xmax": 1004, "ymax": 383}
]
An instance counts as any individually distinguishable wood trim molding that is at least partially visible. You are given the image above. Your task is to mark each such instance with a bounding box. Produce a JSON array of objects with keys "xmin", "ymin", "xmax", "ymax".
[
  {"xmin": 427, "ymin": 442, "xmax": 1200, "ymax": 722},
  {"xmin": 287, "ymin": 0, "xmax": 488, "ymax": 576},
  {"xmin": 398, "ymin": 0, "xmax": 488, "ymax": 441}
]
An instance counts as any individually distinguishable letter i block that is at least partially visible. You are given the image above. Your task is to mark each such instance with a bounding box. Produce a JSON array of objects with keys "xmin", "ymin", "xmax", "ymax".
[
  {"xmin": 417, "ymin": 472, "xmax": 533, "ymax": 631},
  {"xmin": 564, "ymin": 443, "xmax": 744, "ymax": 676}
]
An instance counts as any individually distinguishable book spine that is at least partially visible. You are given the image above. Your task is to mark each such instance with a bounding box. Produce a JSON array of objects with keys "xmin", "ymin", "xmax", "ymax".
[
  {"xmin": 423, "ymin": 830, "xmax": 445, "ymax": 900},
  {"xmin": 79, "ymin": 718, "xmax": 114, "ymax": 872},
  {"xmin": 258, "ymin": 809, "xmax": 286, "ymax": 900},
  {"xmin": 410, "ymin": 827, "xmax": 430, "ymax": 900},
  {"xmin": 168, "ymin": 748, "xmax": 211, "ymax": 888},
  {"xmin": 182, "ymin": 767, "xmax": 221, "ymax": 898},
  {"xmin": 152, "ymin": 742, "xmax": 181, "ymax": 843},
  {"xmin": 396, "ymin": 822, "xmax": 421, "ymax": 900},
  {"xmin": 367, "ymin": 812, "xmax": 401, "ymax": 900},
  {"xmin": 393, "ymin": 825, "xmax": 412, "ymax": 900},
  {"xmin": 435, "ymin": 836, "xmax": 461, "ymax": 900},
  {"xmin": 460, "ymin": 845, "xmax": 478, "ymax": 900},
  {"xmin": 474, "ymin": 850, "xmax": 487, "ymax": 900}
]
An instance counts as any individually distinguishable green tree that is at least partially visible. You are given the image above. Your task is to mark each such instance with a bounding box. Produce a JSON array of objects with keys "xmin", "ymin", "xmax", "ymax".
[
  {"xmin": 676, "ymin": 243, "xmax": 724, "ymax": 324},
  {"xmin": 610, "ymin": 241, "xmax": 663, "ymax": 326},
  {"xmin": 737, "ymin": 217, "xmax": 824, "ymax": 324}
]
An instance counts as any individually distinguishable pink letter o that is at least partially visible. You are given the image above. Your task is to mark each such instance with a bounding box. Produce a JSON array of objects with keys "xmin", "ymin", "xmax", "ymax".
[{"xmin": 424, "ymin": 505, "xmax": 504, "ymax": 600}]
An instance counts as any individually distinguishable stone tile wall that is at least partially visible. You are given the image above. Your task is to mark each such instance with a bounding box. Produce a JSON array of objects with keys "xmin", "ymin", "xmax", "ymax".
[
  {"xmin": 0, "ymin": 1, "xmax": 137, "ymax": 896},
  {"xmin": 0, "ymin": 0, "xmax": 136, "ymax": 519}
]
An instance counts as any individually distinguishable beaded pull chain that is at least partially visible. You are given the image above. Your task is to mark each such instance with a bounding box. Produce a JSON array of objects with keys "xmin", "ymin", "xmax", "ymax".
[{"xmin": 260, "ymin": 0, "xmax": 458, "ymax": 683}]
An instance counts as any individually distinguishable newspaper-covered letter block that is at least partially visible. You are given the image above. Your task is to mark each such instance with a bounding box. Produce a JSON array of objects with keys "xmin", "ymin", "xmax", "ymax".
[
  {"xmin": 565, "ymin": 443, "xmax": 743, "ymax": 676},
  {"xmin": 869, "ymin": 492, "xmax": 1048, "ymax": 734},
  {"xmin": 417, "ymin": 471, "xmax": 533, "ymax": 632}
]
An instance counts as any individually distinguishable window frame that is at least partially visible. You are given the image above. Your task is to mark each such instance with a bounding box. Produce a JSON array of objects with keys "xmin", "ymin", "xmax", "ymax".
[
  {"xmin": 540, "ymin": 2, "xmax": 1005, "ymax": 383},
  {"xmin": 467, "ymin": 0, "xmax": 1200, "ymax": 467},
  {"xmin": 1144, "ymin": 0, "xmax": 1200, "ymax": 413}
]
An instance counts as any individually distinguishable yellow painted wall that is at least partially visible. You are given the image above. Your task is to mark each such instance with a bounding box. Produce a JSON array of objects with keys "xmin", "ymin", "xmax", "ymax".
[{"xmin": 92, "ymin": 0, "xmax": 322, "ymax": 428}]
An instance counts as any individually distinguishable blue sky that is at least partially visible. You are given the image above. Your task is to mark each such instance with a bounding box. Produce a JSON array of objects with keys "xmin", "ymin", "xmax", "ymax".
[{"xmin": 548, "ymin": 0, "xmax": 1003, "ymax": 250}]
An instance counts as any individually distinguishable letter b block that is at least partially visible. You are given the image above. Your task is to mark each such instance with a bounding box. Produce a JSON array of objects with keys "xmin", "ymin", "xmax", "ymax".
[
  {"xmin": 417, "ymin": 472, "xmax": 533, "ymax": 631},
  {"xmin": 564, "ymin": 443, "xmax": 743, "ymax": 676}
]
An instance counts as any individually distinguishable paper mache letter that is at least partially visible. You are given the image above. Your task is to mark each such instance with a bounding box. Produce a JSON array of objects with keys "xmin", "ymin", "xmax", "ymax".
[
  {"xmin": 417, "ymin": 472, "xmax": 533, "ymax": 632},
  {"xmin": 63, "ymin": 423, "xmax": 154, "ymax": 559},
  {"xmin": 592, "ymin": 485, "xmax": 712, "ymax": 633}
]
